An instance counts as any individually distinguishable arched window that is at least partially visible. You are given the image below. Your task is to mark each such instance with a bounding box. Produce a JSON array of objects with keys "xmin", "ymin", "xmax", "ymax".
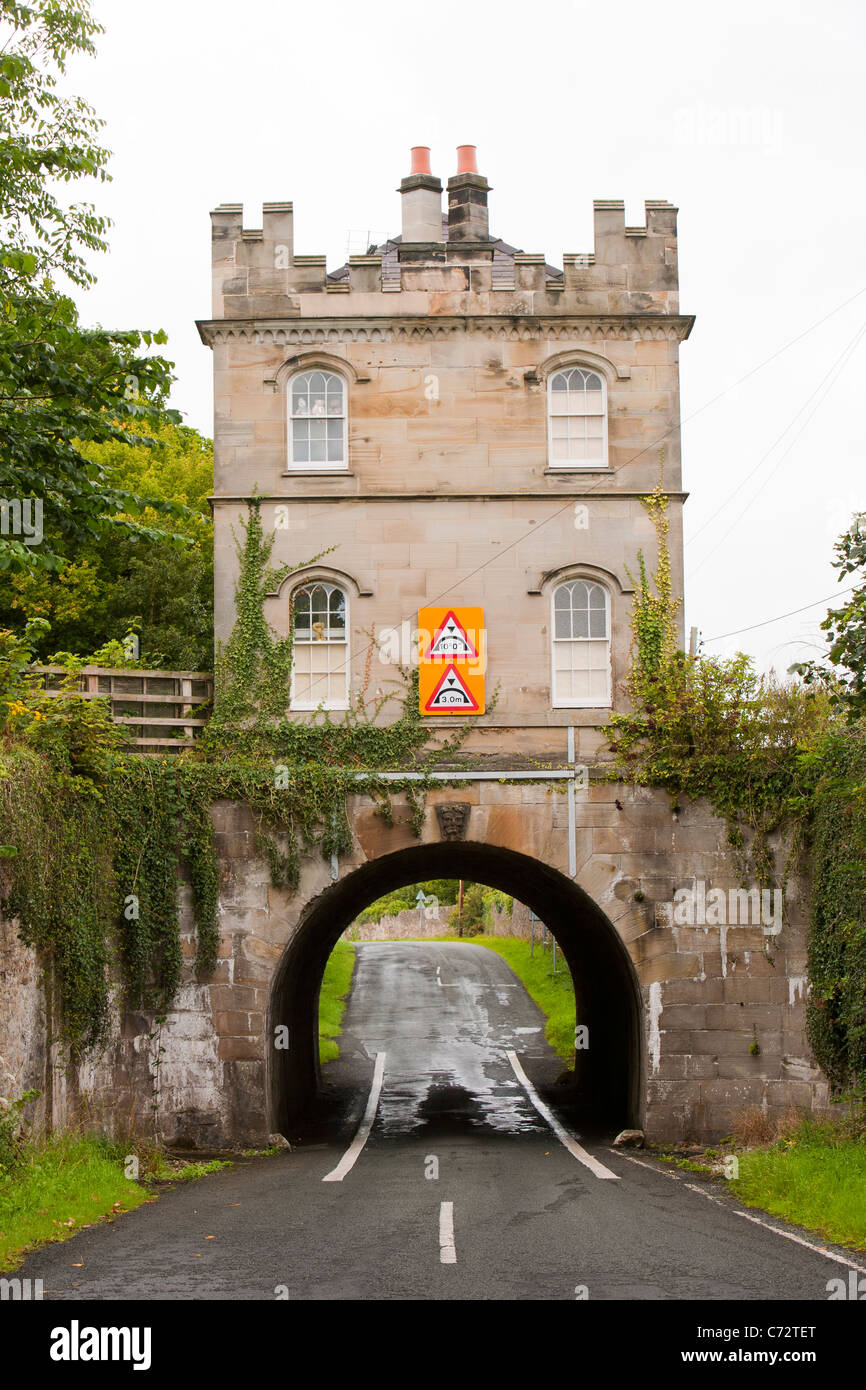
[
  {"xmin": 547, "ymin": 367, "xmax": 607, "ymax": 468},
  {"xmin": 288, "ymin": 369, "xmax": 347, "ymax": 469},
  {"xmin": 290, "ymin": 582, "xmax": 349, "ymax": 708},
  {"xmin": 551, "ymin": 579, "xmax": 610, "ymax": 706}
]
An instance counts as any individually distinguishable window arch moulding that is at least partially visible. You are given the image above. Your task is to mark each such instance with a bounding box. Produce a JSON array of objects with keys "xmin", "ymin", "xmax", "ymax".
[{"xmin": 529, "ymin": 562, "xmax": 634, "ymax": 598}]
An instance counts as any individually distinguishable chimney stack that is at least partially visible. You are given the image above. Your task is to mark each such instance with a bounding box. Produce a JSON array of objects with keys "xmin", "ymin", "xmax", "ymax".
[
  {"xmin": 399, "ymin": 146, "xmax": 443, "ymax": 244},
  {"xmin": 447, "ymin": 145, "xmax": 491, "ymax": 241}
]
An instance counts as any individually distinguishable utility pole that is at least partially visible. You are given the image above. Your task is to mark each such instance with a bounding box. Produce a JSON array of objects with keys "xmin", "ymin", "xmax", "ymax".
[{"xmin": 457, "ymin": 879, "xmax": 464, "ymax": 937}]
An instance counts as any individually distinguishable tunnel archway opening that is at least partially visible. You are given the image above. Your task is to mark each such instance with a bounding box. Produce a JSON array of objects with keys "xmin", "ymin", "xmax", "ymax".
[{"xmin": 270, "ymin": 842, "xmax": 643, "ymax": 1140}]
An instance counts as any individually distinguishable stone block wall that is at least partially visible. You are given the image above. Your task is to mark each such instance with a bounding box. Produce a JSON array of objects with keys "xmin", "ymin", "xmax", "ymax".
[{"xmin": 0, "ymin": 785, "xmax": 832, "ymax": 1150}]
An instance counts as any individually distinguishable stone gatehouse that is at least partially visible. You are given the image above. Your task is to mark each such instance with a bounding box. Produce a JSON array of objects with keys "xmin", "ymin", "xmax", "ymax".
[{"xmin": 0, "ymin": 147, "xmax": 831, "ymax": 1146}]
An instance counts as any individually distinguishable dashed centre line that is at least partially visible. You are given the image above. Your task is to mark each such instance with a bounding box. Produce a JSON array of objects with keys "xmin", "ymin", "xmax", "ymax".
[{"xmin": 439, "ymin": 1201, "xmax": 457, "ymax": 1264}]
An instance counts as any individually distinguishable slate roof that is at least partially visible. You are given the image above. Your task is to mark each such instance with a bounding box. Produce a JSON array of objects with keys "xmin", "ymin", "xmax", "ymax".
[{"xmin": 327, "ymin": 216, "xmax": 562, "ymax": 286}]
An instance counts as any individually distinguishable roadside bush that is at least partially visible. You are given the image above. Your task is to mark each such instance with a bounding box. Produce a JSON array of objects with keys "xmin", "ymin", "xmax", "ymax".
[{"xmin": 0, "ymin": 1089, "xmax": 41, "ymax": 1176}]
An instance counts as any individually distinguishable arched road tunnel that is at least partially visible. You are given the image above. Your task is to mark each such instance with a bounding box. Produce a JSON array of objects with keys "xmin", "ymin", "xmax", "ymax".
[{"xmin": 269, "ymin": 841, "xmax": 643, "ymax": 1140}]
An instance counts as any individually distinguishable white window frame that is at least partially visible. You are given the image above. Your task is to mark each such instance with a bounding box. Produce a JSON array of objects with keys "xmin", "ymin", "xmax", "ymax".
[
  {"xmin": 289, "ymin": 581, "xmax": 350, "ymax": 710},
  {"xmin": 550, "ymin": 579, "xmax": 611, "ymax": 708},
  {"xmin": 546, "ymin": 366, "xmax": 608, "ymax": 470},
  {"xmin": 287, "ymin": 369, "xmax": 348, "ymax": 471}
]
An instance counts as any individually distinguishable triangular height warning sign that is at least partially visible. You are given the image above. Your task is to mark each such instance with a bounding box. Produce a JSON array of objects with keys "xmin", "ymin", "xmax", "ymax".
[
  {"xmin": 425, "ymin": 610, "xmax": 479, "ymax": 659},
  {"xmin": 424, "ymin": 663, "xmax": 480, "ymax": 712}
]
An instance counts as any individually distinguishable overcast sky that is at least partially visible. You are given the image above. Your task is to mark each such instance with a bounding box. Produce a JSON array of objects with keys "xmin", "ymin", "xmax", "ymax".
[{"xmin": 67, "ymin": 0, "xmax": 865, "ymax": 673}]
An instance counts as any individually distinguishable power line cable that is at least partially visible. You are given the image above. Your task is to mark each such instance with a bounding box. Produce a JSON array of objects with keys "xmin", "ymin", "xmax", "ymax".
[
  {"xmin": 272, "ymin": 281, "xmax": 866, "ymax": 673},
  {"xmin": 689, "ymin": 322, "xmax": 866, "ymax": 576},
  {"xmin": 686, "ymin": 319, "xmax": 866, "ymax": 549},
  {"xmin": 702, "ymin": 583, "xmax": 858, "ymax": 643}
]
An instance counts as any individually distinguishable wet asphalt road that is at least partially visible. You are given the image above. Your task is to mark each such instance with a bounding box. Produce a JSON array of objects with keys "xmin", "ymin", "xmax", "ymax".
[{"xmin": 19, "ymin": 942, "xmax": 866, "ymax": 1301}]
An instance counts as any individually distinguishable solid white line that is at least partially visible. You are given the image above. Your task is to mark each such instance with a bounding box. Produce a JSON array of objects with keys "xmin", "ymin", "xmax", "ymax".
[
  {"xmin": 608, "ymin": 1149, "xmax": 680, "ymax": 1180},
  {"xmin": 439, "ymin": 1201, "xmax": 457, "ymax": 1264},
  {"xmin": 507, "ymin": 1051, "xmax": 619, "ymax": 1180},
  {"xmin": 609, "ymin": 1150, "xmax": 866, "ymax": 1276},
  {"xmin": 682, "ymin": 1182, "xmax": 866, "ymax": 1276},
  {"xmin": 321, "ymin": 1052, "xmax": 386, "ymax": 1183}
]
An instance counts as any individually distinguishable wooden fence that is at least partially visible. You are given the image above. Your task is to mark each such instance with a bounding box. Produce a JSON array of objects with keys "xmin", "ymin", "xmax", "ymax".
[{"xmin": 30, "ymin": 667, "xmax": 214, "ymax": 752}]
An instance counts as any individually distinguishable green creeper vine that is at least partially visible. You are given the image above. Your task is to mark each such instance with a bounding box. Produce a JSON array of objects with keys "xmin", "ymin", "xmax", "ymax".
[
  {"xmin": 801, "ymin": 727, "xmax": 866, "ymax": 1089},
  {"xmin": 608, "ymin": 461, "xmax": 825, "ymax": 894},
  {"xmin": 607, "ymin": 462, "xmax": 866, "ymax": 1090},
  {"xmin": 0, "ymin": 499, "xmax": 486, "ymax": 1055},
  {"xmin": 624, "ymin": 459, "xmax": 680, "ymax": 684}
]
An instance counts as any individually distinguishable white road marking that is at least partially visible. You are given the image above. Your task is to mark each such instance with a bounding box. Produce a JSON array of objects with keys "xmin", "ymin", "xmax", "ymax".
[
  {"xmin": 321, "ymin": 1052, "xmax": 386, "ymax": 1183},
  {"xmin": 609, "ymin": 1149, "xmax": 866, "ymax": 1276},
  {"xmin": 439, "ymin": 1201, "xmax": 457, "ymax": 1264},
  {"xmin": 607, "ymin": 1149, "xmax": 679, "ymax": 1179},
  {"xmin": 514, "ymin": 1026, "xmax": 541, "ymax": 1034},
  {"xmin": 682, "ymin": 1182, "xmax": 866, "ymax": 1276},
  {"xmin": 507, "ymin": 1051, "xmax": 619, "ymax": 1180}
]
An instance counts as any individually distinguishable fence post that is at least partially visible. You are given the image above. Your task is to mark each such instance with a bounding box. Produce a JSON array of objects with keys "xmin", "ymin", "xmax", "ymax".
[{"xmin": 181, "ymin": 677, "xmax": 194, "ymax": 741}]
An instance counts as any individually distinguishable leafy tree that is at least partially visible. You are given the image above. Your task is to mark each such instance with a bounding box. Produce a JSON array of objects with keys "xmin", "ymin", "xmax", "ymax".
[
  {"xmin": 0, "ymin": 420, "xmax": 215, "ymax": 669},
  {"xmin": 357, "ymin": 879, "xmax": 460, "ymax": 923},
  {"xmin": 0, "ymin": 0, "xmax": 189, "ymax": 575},
  {"xmin": 791, "ymin": 513, "xmax": 866, "ymax": 722}
]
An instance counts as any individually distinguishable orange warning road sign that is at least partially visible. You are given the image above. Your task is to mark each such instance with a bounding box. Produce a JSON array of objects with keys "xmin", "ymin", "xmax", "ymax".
[
  {"xmin": 418, "ymin": 606, "xmax": 485, "ymax": 715},
  {"xmin": 422, "ymin": 662, "xmax": 481, "ymax": 712},
  {"xmin": 422, "ymin": 609, "xmax": 479, "ymax": 660}
]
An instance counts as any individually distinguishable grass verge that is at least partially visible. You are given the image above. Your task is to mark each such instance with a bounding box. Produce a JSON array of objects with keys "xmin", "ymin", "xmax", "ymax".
[
  {"xmin": 318, "ymin": 939, "xmax": 356, "ymax": 1065},
  {"xmin": 730, "ymin": 1121, "xmax": 866, "ymax": 1250},
  {"xmin": 0, "ymin": 1130, "xmax": 231, "ymax": 1272}
]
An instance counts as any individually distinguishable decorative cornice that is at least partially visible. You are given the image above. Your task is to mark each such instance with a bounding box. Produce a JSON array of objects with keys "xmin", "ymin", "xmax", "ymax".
[
  {"xmin": 209, "ymin": 490, "xmax": 689, "ymax": 504},
  {"xmin": 197, "ymin": 314, "xmax": 695, "ymax": 348}
]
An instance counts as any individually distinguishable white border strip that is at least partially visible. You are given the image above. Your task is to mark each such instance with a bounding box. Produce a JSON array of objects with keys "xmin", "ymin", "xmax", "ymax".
[
  {"xmin": 683, "ymin": 1182, "xmax": 866, "ymax": 1276},
  {"xmin": 507, "ymin": 1050, "xmax": 619, "ymax": 1180},
  {"xmin": 611, "ymin": 1150, "xmax": 866, "ymax": 1275},
  {"xmin": 439, "ymin": 1201, "xmax": 457, "ymax": 1264},
  {"xmin": 322, "ymin": 1051, "xmax": 386, "ymax": 1183}
]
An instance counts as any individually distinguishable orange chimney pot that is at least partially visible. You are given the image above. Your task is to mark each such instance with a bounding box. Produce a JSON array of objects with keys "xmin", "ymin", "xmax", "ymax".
[{"xmin": 410, "ymin": 146, "xmax": 432, "ymax": 176}]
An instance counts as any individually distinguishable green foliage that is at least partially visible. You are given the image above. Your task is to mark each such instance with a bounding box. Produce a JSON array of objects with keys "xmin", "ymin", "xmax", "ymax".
[
  {"xmin": 624, "ymin": 464, "xmax": 680, "ymax": 681},
  {"xmin": 0, "ymin": 0, "xmax": 193, "ymax": 576},
  {"xmin": 0, "ymin": 0, "xmax": 109, "ymax": 293},
  {"xmin": 208, "ymin": 500, "xmax": 304, "ymax": 729},
  {"xmin": 803, "ymin": 726, "xmax": 866, "ymax": 1088},
  {"xmin": 0, "ymin": 1130, "xmax": 151, "ymax": 1273},
  {"xmin": 792, "ymin": 512, "xmax": 866, "ymax": 723},
  {"xmin": 0, "ymin": 1089, "xmax": 41, "ymax": 1177},
  {"xmin": 318, "ymin": 940, "xmax": 355, "ymax": 1064},
  {"xmin": 0, "ymin": 748, "xmax": 114, "ymax": 1051},
  {"xmin": 448, "ymin": 882, "xmax": 513, "ymax": 936},
  {"xmin": 0, "ymin": 420, "xmax": 214, "ymax": 669},
  {"xmin": 731, "ymin": 1107, "xmax": 866, "ymax": 1250},
  {"xmin": 611, "ymin": 483, "xmax": 866, "ymax": 1091},
  {"xmin": 0, "ymin": 1125, "xmax": 232, "ymax": 1273},
  {"xmin": 0, "ymin": 504, "xmax": 484, "ymax": 1055},
  {"xmin": 609, "ymin": 480, "xmax": 831, "ymax": 889},
  {"xmin": 358, "ymin": 879, "xmax": 460, "ymax": 923}
]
